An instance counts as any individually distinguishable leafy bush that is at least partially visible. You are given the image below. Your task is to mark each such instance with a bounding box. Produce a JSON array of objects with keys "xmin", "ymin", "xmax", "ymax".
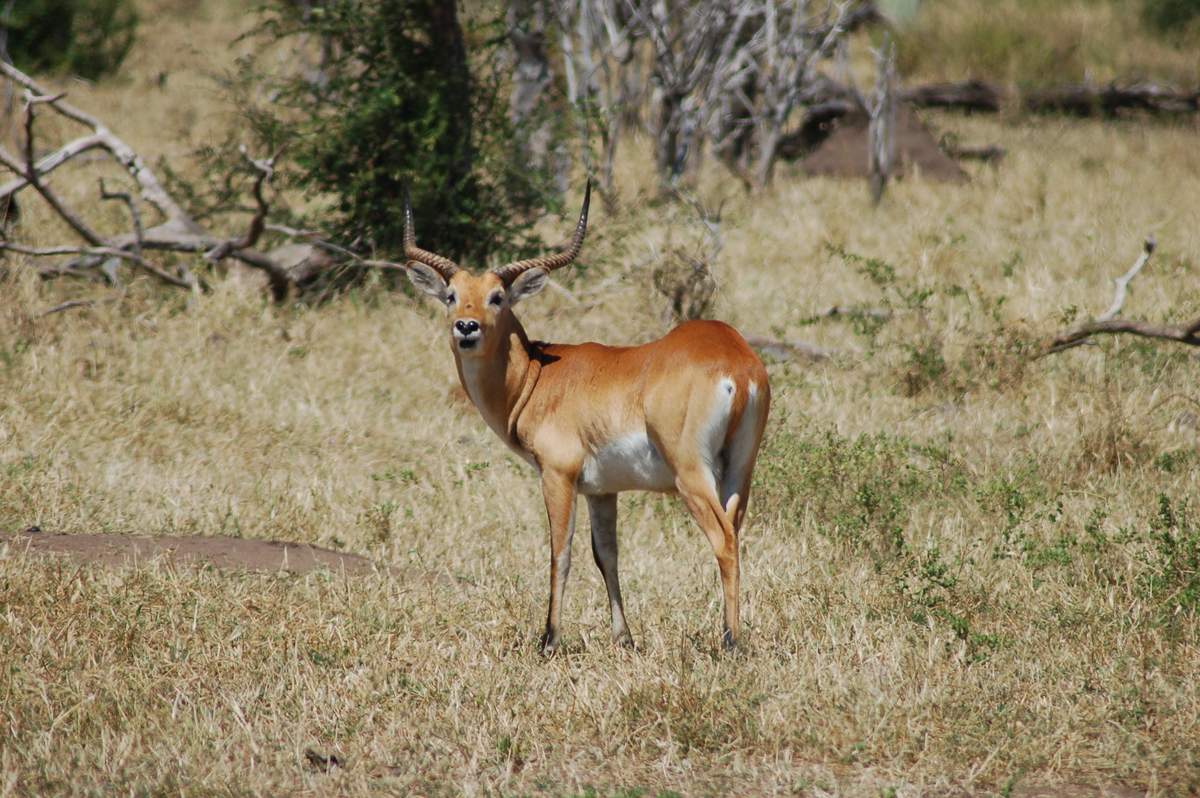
[
  {"xmin": 754, "ymin": 424, "xmax": 962, "ymax": 556},
  {"xmin": 1142, "ymin": 0, "xmax": 1200, "ymax": 33},
  {"xmin": 1, "ymin": 0, "xmax": 138, "ymax": 80},
  {"xmin": 232, "ymin": 0, "xmax": 556, "ymax": 267},
  {"xmin": 1140, "ymin": 494, "xmax": 1200, "ymax": 616}
]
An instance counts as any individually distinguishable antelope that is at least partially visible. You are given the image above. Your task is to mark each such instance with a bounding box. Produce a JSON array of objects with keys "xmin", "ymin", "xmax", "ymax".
[{"xmin": 403, "ymin": 182, "xmax": 770, "ymax": 653}]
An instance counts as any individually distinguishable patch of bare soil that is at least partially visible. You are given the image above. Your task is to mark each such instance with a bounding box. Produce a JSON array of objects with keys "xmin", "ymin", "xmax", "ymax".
[
  {"xmin": 800, "ymin": 106, "xmax": 969, "ymax": 183},
  {"xmin": 1012, "ymin": 786, "xmax": 1145, "ymax": 798},
  {"xmin": 0, "ymin": 529, "xmax": 378, "ymax": 575}
]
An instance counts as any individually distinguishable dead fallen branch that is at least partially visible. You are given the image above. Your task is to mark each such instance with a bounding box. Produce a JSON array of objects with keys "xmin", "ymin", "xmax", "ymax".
[
  {"xmin": 1046, "ymin": 237, "xmax": 1200, "ymax": 354},
  {"xmin": 0, "ymin": 61, "xmax": 300, "ymax": 300},
  {"xmin": 902, "ymin": 79, "xmax": 1003, "ymax": 113},
  {"xmin": 746, "ymin": 335, "xmax": 839, "ymax": 361},
  {"xmin": 898, "ymin": 79, "xmax": 1198, "ymax": 117},
  {"xmin": 941, "ymin": 142, "xmax": 1005, "ymax": 163},
  {"xmin": 814, "ymin": 304, "xmax": 893, "ymax": 322},
  {"xmin": 38, "ymin": 297, "xmax": 116, "ymax": 317},
  {"xmin": 786, "ymin": 78, "xmax": 1200, "ymax": 159},
  {"xmin": 0, "ymin": 240, "xmax": 194, "ymax": 288},
  {"xmin": 1024, "ymin": 82, "xmax": 1200, "ymax": 117}
]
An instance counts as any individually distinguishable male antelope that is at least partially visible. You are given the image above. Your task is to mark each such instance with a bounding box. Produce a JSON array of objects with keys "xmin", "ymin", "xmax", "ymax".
[{"xmin": 403, "ymin": 183, "xmax": 770, "ymax": 652}]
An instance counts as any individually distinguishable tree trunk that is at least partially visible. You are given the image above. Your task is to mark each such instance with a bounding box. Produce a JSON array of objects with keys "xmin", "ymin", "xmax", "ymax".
[
  {"xmin": 428, "ymin": 0, "xmax": 472, "ymax": 189},
  {"xmin": 654, "ymin": 89, "xmax": 686, "ymax": 189}
]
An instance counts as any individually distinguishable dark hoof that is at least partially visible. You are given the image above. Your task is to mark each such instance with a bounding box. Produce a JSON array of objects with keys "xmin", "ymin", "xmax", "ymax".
[{"xmin": 721, "ymin": 628, "xmax": 738, "ymax": 652}]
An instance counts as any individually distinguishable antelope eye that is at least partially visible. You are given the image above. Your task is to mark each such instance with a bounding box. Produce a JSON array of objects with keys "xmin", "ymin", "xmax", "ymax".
[
  {"xmin": 488, "ymin": 292, "xmax": 504, "ymax": 307},
  {"xmin": 444, "ymin": 292, "xmax": 456, "ymax": 307}
]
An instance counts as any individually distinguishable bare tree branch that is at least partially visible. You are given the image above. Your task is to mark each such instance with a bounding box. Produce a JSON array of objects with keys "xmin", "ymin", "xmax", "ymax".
[
  {"xmin": 1046, "ymin": 237, "xmax": 1200, "ymax": 354},
  {"xmin": 0, "ymin": 241, "xmax": 194, "ymax": 289},
  {"xmin": 0, "ymin": 61, "xmax": 297, "ymax": 299},
  {"xmin": 99, "ymin": 178, "xmax": 144, "ymax": 257},
  {"xmin": 1098, "ymin": 236, "xmax": 1155, "ymax": 322},
  {"xmin": 746, "ymin": 334, "xmax": 839, "ymax": 361},
  {"xmin": 0, "ymin": 133, "xmax": 107, "ymax": 200},
  {"xmin": 0, "ymin": 61, "xmax": 200, "ymax": 232},
  {"xmin": 38, "ymin": 298, "xmax": 114, "ymax": 317},
  {"xmin": 0, "ymin": 94, "xmax": 107, "ymax": 246},
  {"xmin": 204, "ymin": 148, "xmax": 275, "ymax": 261}
]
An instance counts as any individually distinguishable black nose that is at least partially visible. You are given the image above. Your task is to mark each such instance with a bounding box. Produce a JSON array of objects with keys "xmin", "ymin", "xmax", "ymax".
[{"xmin": 454, "ymin": 319, "xmax": 480, "ymax": 335}]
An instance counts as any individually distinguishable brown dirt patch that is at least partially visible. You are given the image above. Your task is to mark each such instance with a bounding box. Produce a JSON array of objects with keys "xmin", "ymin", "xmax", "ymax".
[
  {"xmin": 1, "ymin": 529, "xmax": 379, "ymax": 575},
  {"xmin": 1012, "ymin": 785, "xmax": 1145, "ymax": 798},
  {"xmin": 800, "ymin": 106, "xmax": 969, "ymax": 183}
]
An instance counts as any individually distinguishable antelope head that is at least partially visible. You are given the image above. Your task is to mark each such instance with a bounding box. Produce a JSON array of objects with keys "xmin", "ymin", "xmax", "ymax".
[{"xmin": 403, "ymin": 183, "xmax": 591, "ymax": 358}]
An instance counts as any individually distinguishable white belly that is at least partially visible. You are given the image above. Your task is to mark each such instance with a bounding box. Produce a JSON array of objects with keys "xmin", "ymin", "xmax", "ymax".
[{"xmin": 577, "ymin": 432, "xmax": 677, "ymax": 495}]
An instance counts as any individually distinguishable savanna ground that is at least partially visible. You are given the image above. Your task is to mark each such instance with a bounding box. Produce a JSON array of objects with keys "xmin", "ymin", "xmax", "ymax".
[{"xmin": 2, "ymin": 1, "xmax": 1200, "ymax": 795}]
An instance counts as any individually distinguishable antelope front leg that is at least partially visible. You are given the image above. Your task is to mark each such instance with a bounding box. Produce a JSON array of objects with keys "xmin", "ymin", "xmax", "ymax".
[
  {"xmin": 539, "ymin": 470, "xmax": 578, "ymax": 655},
  {"xmin": 586, "ymin": 494, "xmax": 634, "ymax": 648}
]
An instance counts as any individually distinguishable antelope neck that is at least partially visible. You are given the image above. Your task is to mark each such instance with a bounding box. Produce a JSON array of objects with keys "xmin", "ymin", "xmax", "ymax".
[{"xmin": 453, "ymin": 318, "xmax": 541, "ymax": 455}]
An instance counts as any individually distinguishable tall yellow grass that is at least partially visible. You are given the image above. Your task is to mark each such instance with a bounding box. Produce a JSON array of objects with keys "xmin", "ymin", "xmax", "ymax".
[{"xmin": 1, "ymin": 1, "xmax": 1199, "ymax": 795}]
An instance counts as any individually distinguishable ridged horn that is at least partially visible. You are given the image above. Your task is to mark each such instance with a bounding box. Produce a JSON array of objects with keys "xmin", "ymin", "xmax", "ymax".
[
  {"xmin": 403, "ymin": 187, "xmax": 460, "ymax": 281},
  {"xmin": 492, "ymin": 180, "xmax": 591, "ymax": 283}
]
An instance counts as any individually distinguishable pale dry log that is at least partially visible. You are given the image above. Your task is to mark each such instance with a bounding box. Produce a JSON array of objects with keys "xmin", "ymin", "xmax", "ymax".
[
  {"xmin": 56, "ymin": 228, "xmax": 294, "ymax": 298},
  {"xmin": 1046, "ymin": 237, "xmax": 1200, "ymax": 354}
]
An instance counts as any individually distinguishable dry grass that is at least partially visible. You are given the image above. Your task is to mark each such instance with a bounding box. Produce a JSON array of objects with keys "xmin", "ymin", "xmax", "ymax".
[
  {"xmin": 895, "ymin": 0, "xmax": 1200, "ymax": 85},
  {"xmin": 3, "ymin": 1, "xmax": 1200, "ymax": 795}
]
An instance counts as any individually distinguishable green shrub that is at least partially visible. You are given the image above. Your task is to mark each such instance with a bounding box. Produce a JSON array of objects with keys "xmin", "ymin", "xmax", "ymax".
[
  {"xmin": 231, "ymin": 0, "xmax": 557, "ymax": 268},
  {"xmin": 1140, "ymin": 494, "xmax": 1200, "ymax": 616},
  {"xmin": 1142, "ymin": 0, "xmax": 1200, "ymax": 33},
  {"xmin": 755, "ymin": 424, "xmax": 959, "ymax": 557},
  {"xmin": 1, "ymin": 0, "xmax": 138, "ymax": 80}
]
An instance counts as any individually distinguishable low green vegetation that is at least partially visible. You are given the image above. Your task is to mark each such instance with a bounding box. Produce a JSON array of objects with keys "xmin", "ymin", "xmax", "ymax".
[{"xmin": 1, "ymin": 0, "xmax": 138, "ymax": 79}]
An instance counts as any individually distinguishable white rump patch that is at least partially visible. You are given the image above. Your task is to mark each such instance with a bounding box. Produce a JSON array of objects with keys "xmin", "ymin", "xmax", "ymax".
[
  {"xmin": 719, "ymin": 379, "xmax": 764, "ymax": 509},
  {"xmin": 696, "ymin": 378, "xmax": 737, "ymax": 491},
  {"xmin": 577, "ymin": 432, "xmax": 675, "ymax": 495}
]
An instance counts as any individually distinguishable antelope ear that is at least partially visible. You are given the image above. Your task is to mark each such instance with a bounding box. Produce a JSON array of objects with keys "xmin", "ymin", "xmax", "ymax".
[
  {"xmin": 406, "ymin": 262, "xmax": 450, "ymax": 303},
  {"xmin": 508, "ymin": 267, "xmax": 548, "ymax": 305}
]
